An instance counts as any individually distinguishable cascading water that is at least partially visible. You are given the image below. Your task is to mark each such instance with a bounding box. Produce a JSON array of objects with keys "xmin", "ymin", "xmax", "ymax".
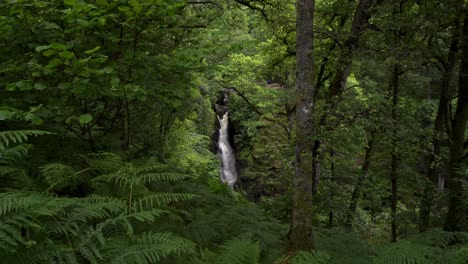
[{"xmin": 217, "ymin": 112, "xmax": 237, "ymax": 187}]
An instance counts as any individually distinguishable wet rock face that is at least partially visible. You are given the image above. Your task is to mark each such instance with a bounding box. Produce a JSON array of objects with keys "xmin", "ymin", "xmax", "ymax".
[{"xmin": 214, "ymin": 88, "xmax": 235, "ymax": 116}]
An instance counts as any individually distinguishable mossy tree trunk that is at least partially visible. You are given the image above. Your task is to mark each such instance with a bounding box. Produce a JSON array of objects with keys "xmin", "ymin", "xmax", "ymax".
[
  {"xmin": 390, "ymin": 64, "xmax": 400, "ymax": 242},
  {"xmin": 445, "ymin": 11, "xmax": 468, "ymax": 232},
  {"xmin": 346, "ymin": 130, "xmax": 375, "ymax": 229},
  {"xmin": 289, "ymin": 0, "xmax": 316, "ymax": 251},
  {"xmin": 419, "ymin": 35, "xmax": 458, "ymax": 232}
]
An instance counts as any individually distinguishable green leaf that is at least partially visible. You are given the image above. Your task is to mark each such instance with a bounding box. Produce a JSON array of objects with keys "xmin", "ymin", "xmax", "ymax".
[
  {"xmin": 50, "ymin": 43, "xmax": 68, "ymax": 51},
  {"xmin": 42, "ymin": 22, "xmax": 61, "ymax": 30},
  {"xmin": 35, "ymin": 45, "xmax": 51, "ymax": 52},
  {"xmin": 25, "ymin": 113, "xmax": 43, "ymax": 125},
  {"xmin": 84, "ymin": 46, "xmax": 101, "ymax": 54},
  {"xmin": 78, "ymin": 114, "xmax": 93, "ymax": 124},
  {"xmin": 129, "ymin": 0, "xmax": 142, "ymax": 14},
  {"xmin": 34, "ymin": 82, "xmax": 47, "ymax": 91},
  {"xmin": 46, "ymin": 58, "xmax": 62, "ymax": 69},
  {"xmin": 0, "ymin": 110, "xmax": 15, "ymax": 121},
  {"xmin": 42, "ymin": 49, "xmax": 56, "ymax": 57},
  {"xmin": 59, "ymin": 51, "xmax": 75, "ymax": 60},
  {"xmin": 111, "ymin": 77, "xmax": 120, "ymax": 86},
  {"xmin": 65, "ymin": 116, "xmax": 75, "ymax": 125},
  {"xmin": 63, "ymin": 0, "xmax": 76, "ymax": 6},
  {"xmin": 118, "ymin": 6, "xmax": 130, "ymax": 12},
  {"xmin": 102, "ymin": 67, "xmax": 113, "ymax": 74},
  {"xmin": 15, "ymin": 80, "xmax": 34, "ymax": 91},
  {"xmin": 58, "ymin": 82, "xmax": 71, "ymax": 90}
]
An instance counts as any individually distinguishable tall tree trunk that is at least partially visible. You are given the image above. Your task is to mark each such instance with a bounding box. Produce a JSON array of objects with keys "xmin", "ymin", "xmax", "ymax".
[
  {"xmin": 289, "ymin": 0, "xmax": 315, "ymax": 250},
  {"xmin": 419, "ymin": 92, "xmax": 446, "ymax": 232},
  {"xmin": 345, "ymin": 130, "xmax": 375, "ymax": 229},
  {"xmin": 311, "ymin": 0, "xmax": 375, "ymax": 194},
  {"xmin": 329, "ymin": 0, "xmax": 374, "ymax": 98},
  {"xmin": 390, "ymin": 64, "xmax": 400, "ymax": 242},
  {"xmin": 312, "ymin": 140, "xmax": 321, "ymax": 195},
  {"xmin": 445, "ymin": 13, "xmax": 468, "ymax": 232},
  {"xmin": 419, "ymin": 36, "xmax": 458, "ymax": 232},
  {"xmin": 121, "ymin": 99, "xmax": 131, "ymax": 151},
  {"xmin": 328, "ymin": 148, "xmax": 336, "ymax": 228}
]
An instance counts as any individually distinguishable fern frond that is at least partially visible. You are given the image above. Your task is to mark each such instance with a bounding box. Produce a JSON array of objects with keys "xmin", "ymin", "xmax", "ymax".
[
  {"xmin": 123, "ymin": 208, "xmax": 169, "ymax": 222},
  {"xmin": 65, "ymin": 200, "xmax": 124, "ymax": 223},
  {"xmin": 0, "ymin": 242, "xmax": 71, "ymax": 264},
  {"xmin": 46, "ymin": 196, "xmax": 125, "ymax": 237},
  {"xmin": 81, "ymin": 152, "xmax": 123, "ymax": 173},
  {"xmin": 134, "ymin": 193, "xmax": 198, "ymax": 209},
  {"xmin": 314, "ymin": 229, "xmax": 372, "ymax": 264},
  {"xmin": 91, "ymin": 171, "xmax": 131, "ymax": 187},
  {"xmin": 0, "ymin": 167, "xmax": 31, "ymax": 190},
  {"xmin": 109, "ymin": 232, "xmax": 196, "ymax": 264},
  {"xmin": 407, "ymin": 229, "xmax": 468, "ymax": 248},
  {"xmin": 74, "ymin": 194, "xmax": 124, "ymax": 205},
  {"xmin": 207, "ymin": 234, "xmax": 260, "ymax": 264},
  {"xmin": 285, "ymin": 251, "xmax": 332, "ymax": 264},
  {"xmin": 0, "ymin": 191, "xmax": 50, "ymax": 216},
  {"xmin": 0, "ymin": 144, "xmax": 32, "ymax": 161},
  {"xmin": 92, "ymin": 169, "xmax": 192, "ymax": 189},
  {"xmin": 72, "ymin": 225, "xmax": 106, "ymax": 263},
  {"xmin": 41, "ymin": 163, "xmax": 81, "ymax": 191},
  {"xmin": 0, "ymin": 192, "xmax": 73, "ymax": 250},
  {"xmin": 136, "ymin": 164, "xmax": 173, "ymax": 174},
  {"xmin": 374, "ymin": 240, "xmax": 447, "ymax": 264},
  {"xmin": 0, "ymin": 144, "xmax": 33, "ymax": 189},
  {"xmin": 0, "ymin": 130, "xmax": 52, "ymax": 151},
  {"xmin": 455, "ymin": 247, "xmax": 468, "ymax": 264},
  {"xmin": 138, "ymin": 172, "xmax": 192, "ymax": 183}
]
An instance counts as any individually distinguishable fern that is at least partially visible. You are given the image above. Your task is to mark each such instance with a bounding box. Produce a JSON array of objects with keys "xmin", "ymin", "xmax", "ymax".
[
  {"xmin": 0, "ymin": 143, "xmax": 32, "ymax": 161},
  {"xmin": 407, "ymin": 229, "xmax": 468, "ymax": 248},
  {"xmin": 41, "ymin": 163, "xmax": 82, "ymax": 191},
  {"xmin": 0, "ymin": 191, "xmax": 54, "ymax": 216},
  {"xmin": 0, "ymin": 130, "xmax": 52, "ymax": 151},
  {"xmin": 81, "ymin": 152, "xmax": 123, "ymax": 173},
  {"xmin": 178, "ymin": 183, "xmax": 287, "ymax": 264},
  {"xmin": 0, "ymin": 191, "xmax": 72, "ymax": 250},
  {"xmin": 285, "ymin": 251, "xmax": 332, "ymax": 264},
  {"xmin": 91, "ymin": 164, "xmax": 192, "ymax": 192},
  {"xmin": 314, "ymin": 229, "xmax": 373, "ymax": 264},
  {"xmin": 134, "ymin": 193, "xmax": 198, "ymax": 209},
  {"xmin": 205, "ymin": 233, "xmax": 260, "ymax": 264},
  {"xmin": 0, "ymin": 144, "xmax": 33, "ymax": 189},
  {"xmin": 109, "ymin": 232, "xmax": 196, "ymax": 264},
  {"xmin": 374, "ymin": 240, "xmax": 443, "ymax": 264},
  {"xmin": 373, "ymin": 230, "xmax": 468, "ymax": 264},
  {"xmin": 0, "ymin": 133, "xmax": 286, "ymax": 264}
]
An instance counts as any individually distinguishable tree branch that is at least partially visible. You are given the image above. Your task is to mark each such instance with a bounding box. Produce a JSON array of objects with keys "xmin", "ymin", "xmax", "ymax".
[{"xmin": 227, "ymin": 87, "xmax": 289, "ymax": 132}]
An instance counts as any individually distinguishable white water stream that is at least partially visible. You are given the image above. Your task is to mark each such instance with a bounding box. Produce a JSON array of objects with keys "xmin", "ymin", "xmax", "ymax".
[{"xmin": 217, "ymin": 112, "xmax": 237, "ymax": 187}]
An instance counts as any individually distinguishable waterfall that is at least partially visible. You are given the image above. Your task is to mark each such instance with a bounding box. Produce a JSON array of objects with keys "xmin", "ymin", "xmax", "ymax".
[{"xmin": 217, "ymin": 112, "xmax": 237, "ymax": 187}]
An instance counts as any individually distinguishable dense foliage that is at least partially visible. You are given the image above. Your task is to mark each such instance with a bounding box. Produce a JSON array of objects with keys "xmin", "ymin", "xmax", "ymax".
[{"xmin": 0, "ymin": 0, "xmax": 467, "ymax": 263}]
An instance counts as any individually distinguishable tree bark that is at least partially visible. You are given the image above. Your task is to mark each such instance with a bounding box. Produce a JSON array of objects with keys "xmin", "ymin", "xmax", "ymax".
[
  {"xmin": 328, "ymin": 148, "xmax": 336, "ymax": 228},
  {"xmin": 345, "ymin": 130, "xmax": 375, "ymax": 229},
  {"xmin": 329, "ymin": 0, "xmax": 374, "ymax": 99},
  {"xmin": 311, "ymin": 0, "xmax": 376, "ymax": 194},
  {"xmin": 419, "ymin": 35, "xmax": 458, "ymax": 232},
  {"xmin": 121, "ymin": 98, "xmax": 131, "ymax": 151},
  {"xmin": 289, "ymin": 0, "xmax": 315, "ymax": 250},
  {"xmin": 312, "ymin": 139, "xmax": 321, "ymax": 195},
  {"xmin": 390, "ymin": 64, "xmax": 399, "ymax": 242},
  {"xmin": 418, "ymin": 91, "xmax": 446, "ymax": 232},
  {"xmin": 445, "ymin": 13, "xmax": 468, "ymax": 232}
]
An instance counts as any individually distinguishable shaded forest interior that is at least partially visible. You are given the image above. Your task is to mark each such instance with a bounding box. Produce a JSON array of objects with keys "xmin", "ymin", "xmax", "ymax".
[{"xmin": 0, "ymin": 0, "xmax": 467, "ymax": 263}]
